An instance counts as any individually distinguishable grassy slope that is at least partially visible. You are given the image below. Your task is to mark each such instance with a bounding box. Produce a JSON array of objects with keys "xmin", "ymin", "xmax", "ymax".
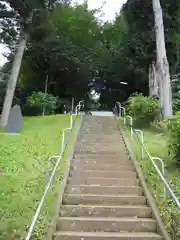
[
  {"xmin": 120, "ymin": 120, "xmax": 180, "ymax": 239},
  {"xmin": 0, "ymin": 115, "xmax": 78, "ymax": 240}
]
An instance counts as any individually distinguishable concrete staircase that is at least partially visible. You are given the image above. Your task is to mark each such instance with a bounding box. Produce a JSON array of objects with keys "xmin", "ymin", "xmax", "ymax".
[{"xmin": 53, "ymin": 116, "xmax": 163, "ymax": 240}]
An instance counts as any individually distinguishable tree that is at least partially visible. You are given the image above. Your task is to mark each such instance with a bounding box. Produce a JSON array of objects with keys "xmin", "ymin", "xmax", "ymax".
[
  {"xmin": 0, "ymin": 0, "xmax": 70, "ymax": 127},
  {"xmin": 17, "ymin": 3, "xmax": 103, "ymax": 105},
  {"xmin": 0, "ymin": 1, "xmax": 34, "ymax": 127},
  {"xmin": 152, "ymin": 0, "xmax": 172, "ymax": 118},
  {"xmin": 149, "ymin": 61, "xmax": 158, "ymax": 97}
]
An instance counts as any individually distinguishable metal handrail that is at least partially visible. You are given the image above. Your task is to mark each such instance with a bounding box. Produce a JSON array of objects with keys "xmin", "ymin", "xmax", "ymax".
[
  {"xmin": 133, "ymin": 131, "xmax": 180, "ymax": 207},
  {"xmin": 61, "ymin": 128, "xmax": 71, "ymax": 151},
  {"xmin": 116, "ymin": 102, "xmax": 121, "ymax": 116},
  {"xmin": 133, "ymin": 131, "xmax": 166, "ymax": 195},
  {"xmin": 151, "ymin": 157, "xmax": 166, "ymax": 200},
  {"xmin": 125, "ymin": 115, "xmax": 133, "ymax": 137},
  {"xmin": 25, "ymin": 102, "xmax": 84, "ymax": 240},
  {"xmin": 115, "ymin": 102, "xmax": 180, "ymax": 210},
  {"xmin": 75, "ymin": 100, "xmax": 84, "ymax": 115},
  {"xmin": 115, "ymin": 101, "xmax": 125, "ymax": 121},
  {"xmin": 133, "ymin": 129, "xmax": 144, "ymax": 160}
]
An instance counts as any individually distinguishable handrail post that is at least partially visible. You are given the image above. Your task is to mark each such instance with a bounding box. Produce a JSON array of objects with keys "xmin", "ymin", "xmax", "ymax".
[
  {"xmin": 70, "ymin": 114, "xmax": 73, "ymax": 129},
  {"xmin": 75, "ymin": 100, "xmax": 83, "ymax": 115},
  {"xmin": 152, "ymin": 157, "xmax": 166, "ymax": 201},
  {"xmin": 61, "ymin": 128, "xmax": 71, "ymax": 153},
  {"xmin": 116, "ymin": 102, "xmax": 121, "ymax": 116},
  {"xmin": 125, "ymin": 115, "xmax": 133, "ymax": 138},
  {"xmin": 75, "ymin": 104, "xmax": 80, "ymax": 115},
  {"xmin": 61, "ymin": 129, "xmax": 65, "ymax": 151},
  {"xmin": 120, "ymin": 107, "xmax": 126, "ymax": 123},
  {"xmin": 134, "ymin": 129, "xmax": 144, "ymax": 160}
]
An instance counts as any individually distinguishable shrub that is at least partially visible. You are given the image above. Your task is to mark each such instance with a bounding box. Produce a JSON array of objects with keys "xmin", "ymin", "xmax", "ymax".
[
  {"xmin": 27, "ymin": 92, "xmax": 58, "ymax": 115},
  {"xmin": 167, "ymin": 112, "xmax": 180, "ymax": 167},
  {"xmin": 22, "ymin": 105, "xmax": 41, "ymax": 116},
  {"xmin": 126, "ymin": 93, "xmax": 160, "ymax": 126},
  {"xmin": 150, "ymin": 120, "xmax": 167, "ymax": 133},
  {"xmin": 171, "ymin": 76, "xmax": 180, "ymax": 113}
]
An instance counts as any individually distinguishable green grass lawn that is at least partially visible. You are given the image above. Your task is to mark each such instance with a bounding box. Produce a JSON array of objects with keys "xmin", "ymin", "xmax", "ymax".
[
  {"xmin": 119, "ymin": 119, "xmax": 180, "ymax": 239},
  {"xmin": 0, "ymin": 114, "xmax": 79, "ymax": 240}
]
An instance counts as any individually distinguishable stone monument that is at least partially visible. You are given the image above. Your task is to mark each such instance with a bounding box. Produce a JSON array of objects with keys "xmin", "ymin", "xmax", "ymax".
[{"xmin": 4, "ymin": 105, "xmax": 23, "ymax": 135}]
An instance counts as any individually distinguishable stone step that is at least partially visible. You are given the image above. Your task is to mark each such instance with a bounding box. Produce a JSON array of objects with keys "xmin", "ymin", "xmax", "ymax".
[
  {"xmin": 67, "ymin": 177, "xmax": 140, "ymax": 186},
  {"xmin": 54, "ymin": 231, "xmax": 162, "ymax": 240},
  {"xmin": 77, "ymin": 134, "xmax": 118, "ymax": 138},
  {"xmin": 81, "ymin": 132, "xmax": 118, "ymax": 134},
  {"xmin": 75, "ymin": 151, "xmax": 126, "ymax": 155},
  {"xmin": 73, "ymin": 153, "xmax": 127, "ymax": 158},
  {"xmin": 70, "ymin": 170, "xmax": 137, "ymax": 179},
  {"xmin": 63, "ymin": 194, "xmax": 146, "ymax": 205},
  {"xmin": 75, "ymin": 148, "xmax": 124, "ymax": 153},
  {"xmin": 80, "ymin": 137, "xmax": 119, "ymax": 144},
  {"xmin": 65, "ymin": 185, "xmax": 142, "ymax": 195},
  {"xmin": 79, "ymin": 135, "xmax": 120, "ymax": 139},
  {"xmin": 80, "ymin": 138, "xmax": 122, "ymax": 142},
  {"xmin": 73, "ymin": 153, "xmax": 128, "ymax": 158},
  {"xmin": 71, "ymin": 163, "xmax": 134, "ymax": 171},
  {"xmin": 60, "ymin": 205, "xmax": 152, "ymax": 218},
  {"xmin": 81, "ymin": 130, "xmax": 118, "ymax": 133},
  {"xmin": 53, "ymin": 116, "xmax": 166, "ymax": 240},
  {"xmin": 56, "ymin": 217, "xmax": 157, "ymax": 232},
  {"xmin": 72, "ymin": 157, "xmax": 130, "ymax": 165},
  {"xmin": 75, "ymin": 144, "xmax": 124, "ymax": 148}
]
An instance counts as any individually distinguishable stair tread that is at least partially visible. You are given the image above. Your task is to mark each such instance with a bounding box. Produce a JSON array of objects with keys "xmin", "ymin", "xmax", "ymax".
[
  {"xmin": 68, "ymin": 185, "xmax": 141, "ymax": 188},
  {"xmin": 62, "ymin": 204, "xmax": 149, "ymax": 208},
  {"xmin": 68, "ymin": 177, "xmax": 137, "ymax": 180},
  {"xmin": 53, "ymin": 117, "xmax": 166, "ymax": 240},
  {"xmin": 71, "ymin": 170, "xmax": 136, "ymax": 173},
  {"xmin": 54, "ymin": 231, "xmax": 162, "ymax": 237},
  {"xmin": 64, "ymin": 193, "xmax": 143, "ymax": 197},
  {"xmin": 58, "ymin": 217, "xmax": 156, "ymax": 222}
]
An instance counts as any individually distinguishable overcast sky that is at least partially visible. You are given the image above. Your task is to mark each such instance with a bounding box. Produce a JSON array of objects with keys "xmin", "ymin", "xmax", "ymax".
[
  {"xmin": 75, "ymin": 0, "xmax": 127, "ymax": 21},
  {"xmin": 0, "ymin": 0, "xmax": 127, "ymax": 66}
]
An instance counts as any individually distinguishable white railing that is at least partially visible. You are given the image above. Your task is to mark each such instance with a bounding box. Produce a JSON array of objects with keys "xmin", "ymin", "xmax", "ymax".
[
  {"xmin": 115, "ymin": 102, "xmax": 180, "ymax": 209},
  {"xmin": 75, "ymin": 100, "xmax": 84, "ymax": 115},
  {"xmin": 25, "ymin": 101, "xmax": 84, "ymax": 240}
]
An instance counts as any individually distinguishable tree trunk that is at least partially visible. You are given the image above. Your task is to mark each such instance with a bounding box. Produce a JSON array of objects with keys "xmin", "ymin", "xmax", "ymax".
[
  {"xmin": 149, "ymin": 64, "xmax": 153, "ymax": 96},
  {"xmin": 149, "ymin": 62, "xmax": 159, "ymax": 97},
  {"xmin": 152, "ymin": 0, "xmax": 172, "ymax": 118},
  {"xmin": 0, "ymin": 33, "xmax": 27, "ymax": 128}
]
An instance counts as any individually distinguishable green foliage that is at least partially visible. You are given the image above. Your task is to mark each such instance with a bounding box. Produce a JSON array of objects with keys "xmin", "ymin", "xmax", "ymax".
[
  {"xmin": 1, "ymin": 0, "xmax": 180, "ymax": 109},
  {"xmin": 167, "ymin": 112, "xmax": 180, "ymax": 166},
  {"xmin": 150, "ymin": 120, "xmax": 167, "ymax": 133},
  {"xmin": 27, "ymin": 91, "xmax": 58, "ymax": 115},
  {"xmin": 0, "ymin": 115, "xmax": 73, "ymax": 239},
  {"xmin": 122, "ymin": 119, "xmax": 180, "ymax": 240},
  {"xmin": 171, "ymin": 77, "xmax": 180, "ymax": 113},
  {"xmin": 126, "ymin": 93, "xmax": 160, "ymax": 126}
]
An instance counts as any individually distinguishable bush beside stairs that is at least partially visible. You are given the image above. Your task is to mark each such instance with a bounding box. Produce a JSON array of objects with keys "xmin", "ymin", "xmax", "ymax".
[{"xmin": 53, "ymin": 115, "xmax": 166, "ymax": 240}]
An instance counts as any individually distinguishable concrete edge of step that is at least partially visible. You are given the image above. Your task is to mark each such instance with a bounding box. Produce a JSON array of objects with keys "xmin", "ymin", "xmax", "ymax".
[
  {"xmin": 115, "ymin": 116, "xmax": 171, "ymax": 240},
  {"xmin": 46, "ymin": 116, "xmax": 84, "ymax": 240}
]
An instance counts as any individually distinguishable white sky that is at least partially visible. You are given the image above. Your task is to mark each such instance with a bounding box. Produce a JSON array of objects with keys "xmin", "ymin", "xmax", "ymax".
[
  {"xmin": 75, "ymin": 0, "xmax": 127, "ymax": 21},
  {"xmin": 0, "ymin": 0, "xmax": 127, "ymax": 66}
]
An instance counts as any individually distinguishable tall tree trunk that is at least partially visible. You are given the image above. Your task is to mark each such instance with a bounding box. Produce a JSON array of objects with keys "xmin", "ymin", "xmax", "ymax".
[
  {"xmin": 152, "ymin": 0, "xmax": 172, "ymax": 118},
  {"xmin": 149, "ymin": 62, "xmax": 159, "ymax": 97},
  {"xmin": 0, "ymin": 33, "xmax": 27, "ymax": 128},
  {"xmin": 149, "ymin": 64, "xmax": 153, "ymax": 96}
]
